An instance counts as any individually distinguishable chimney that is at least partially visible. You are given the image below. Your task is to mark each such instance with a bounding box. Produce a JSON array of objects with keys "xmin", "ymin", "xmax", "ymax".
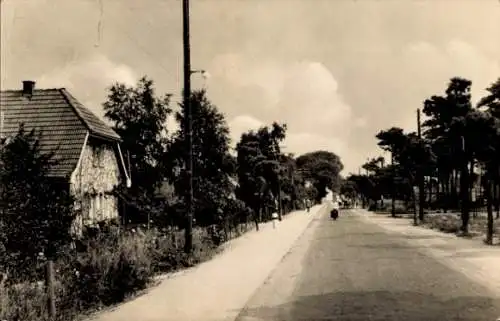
[{"xmin": 22, "ymin": 80, "xmax": 35, "ymax": 97}]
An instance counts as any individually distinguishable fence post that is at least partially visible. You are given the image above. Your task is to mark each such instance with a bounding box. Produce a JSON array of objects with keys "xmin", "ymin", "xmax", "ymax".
[{"xmin": 45, "ymin": 260, "xmax": 56, "ymax": 320}]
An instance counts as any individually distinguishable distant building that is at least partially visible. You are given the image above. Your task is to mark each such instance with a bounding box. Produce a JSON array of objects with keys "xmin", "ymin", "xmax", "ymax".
[{"xmin": 0, "ymin": 81, "xmax": 131, "ymax": 234}]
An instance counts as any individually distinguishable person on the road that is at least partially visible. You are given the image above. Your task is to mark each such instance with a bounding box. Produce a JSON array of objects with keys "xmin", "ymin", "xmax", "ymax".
[{"xmin": 330, "ymin": 199, "xmax": 340, "ymax": 219}]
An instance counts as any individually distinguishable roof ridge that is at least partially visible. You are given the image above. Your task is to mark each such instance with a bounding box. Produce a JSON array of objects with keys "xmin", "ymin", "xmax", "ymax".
[
  {"xmin": 0, "ymin": 87, "xmax": 64, "ymax": 92},
  {"xmin": 59, "ymin": 88, "xmax": 121, "ymax": 142},
  {"xmin": 58, "ymin": 88, "xmax": 93, "ymax": 134}
]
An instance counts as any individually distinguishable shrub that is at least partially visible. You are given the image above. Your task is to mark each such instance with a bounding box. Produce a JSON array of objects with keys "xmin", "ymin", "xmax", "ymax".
[
  {"xmin": 191, "ymin": 227, "xmax": 219, "ymax": 264},
  {"xmin": 147, "ymin": 230, "xmax": 190, "ymax": 273},
  {"xmin": 66, "ymin": 231, "xmax": 154, "ymax": 310},
  {"xmin": 0, "ymin": 279, "xmax": 50, "ymax": 321},
  {"xmin": 0, "ymin": 126, "xmax": 77, "ymax": 283},
  {"xmin": 207, "ymin": 224, "xmax": 226, "ymax": 246},
  {"xmin": 148, "ymin": 227, "xmax": 219, "ymax": 271},
  {"xmin": 426, "ymin": 214, "xmax": 461, "ymax": 233}
]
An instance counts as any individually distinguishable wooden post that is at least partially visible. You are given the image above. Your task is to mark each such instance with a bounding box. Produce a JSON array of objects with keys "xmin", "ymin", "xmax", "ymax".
[
  {"xmin": 391, "ymin": 152, "xmax": 396, "ymax": 217},
  {"xmin": 182, "ymin": 0, "xmax": 194, "ymax": 254},
  {"xmin": 46, "ymin": 260, "xmax": 56, "ymax": 319},
  {"xmin": 417, "ymin": 108, "xmax": 425, "ymax": 222}
]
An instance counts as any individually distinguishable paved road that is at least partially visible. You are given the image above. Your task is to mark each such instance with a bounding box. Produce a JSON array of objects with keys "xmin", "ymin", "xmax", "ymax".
[{"xmin": 236, "ymin": 209, "xmax": 500, "ymax": 321}]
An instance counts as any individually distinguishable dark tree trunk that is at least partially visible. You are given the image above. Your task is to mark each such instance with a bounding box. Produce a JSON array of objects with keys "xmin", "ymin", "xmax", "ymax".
[
  {"xmin": 254, "ymin": 204, "xmax": 260, "ymax": 231},
  {"xmin": 453, "ymin": 170, "xmax": 460, "ymax": 209},
  {"xmin": 494, "ymin": 181, "xmax": 500, "ymax": 219},
  {"xmin": 391, "ymin": 153, "xmax": 396, "ymax": 217},
  {"xmin": 443, "ymin": 174, "xmax": 450, "ymax": 213},
  {"xmin": 460, "ymin": 162, "xmax": 470, "ymax": 234},
  {"xmin": 427, "ymin": 178, "xmax": 433, "ymax": 210},
  {"xmin": 470, "ymin": 158, "xmax": 476, "ymax": 218},
  {"xmin": 449, "ymin": 173, "xmax": 455, "ymax": 211},
  {"xmin": 485, "ymin": 173, "xmax": 494, "ymax": 245},
  {"xmin": 418, "ymin": 173, "xmax": 425, "ymax": 222}
]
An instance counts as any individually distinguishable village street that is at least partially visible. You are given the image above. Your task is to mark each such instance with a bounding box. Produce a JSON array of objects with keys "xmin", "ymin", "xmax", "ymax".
[{"xmin": 91, "ymin": 206, "xmax": 500, "ymax": 321}]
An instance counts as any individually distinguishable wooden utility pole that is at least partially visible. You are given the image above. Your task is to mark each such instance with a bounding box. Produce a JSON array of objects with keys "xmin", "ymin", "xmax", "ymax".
[
  {"xmin": 417, "ymin": 108, "xmax": 425, "ymax": 222},
  {"xmin": 391, "ymin": 151, "xmax": 396, "ymax": 217},
  {"xmin": 276, "ymin": 150, "xmax": 283, "ymax": 221},
  {"xmin": 182, "ymin": 0, "xmax": 194, "ymax": 253}
]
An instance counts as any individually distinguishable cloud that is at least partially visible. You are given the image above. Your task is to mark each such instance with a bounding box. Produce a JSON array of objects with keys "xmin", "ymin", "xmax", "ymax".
[
  {"xmin": 213, "ymin": 56, "xmax": 355, "ymax": 170},
  {"xmin": 391, "ymin": 39, "xmax": 500, "ymax": 132},
  {"xmin": 37, "ymin": 53, "xmax": 137, "ymax": 120},
  {"xmin": 402, "ymin": 39, "xmax": 500, "ymax": 102},
  {"xmin": 228, "ymin": 114, "xmax": 349, "ymax": 172},
  {"xmin": 3, "ymin": 1, "xmax": 498, "ymax": 175},
  {"xmin": 353, "ymin": 117, "xmax": 368, "ymax": 128},
  {"xmin": 228, "ymin": 114, "xmax": 264, "ymax": 146},
  {"xmin": 275, "ymin": 61, "xmax": 352, "ymax": 135}
]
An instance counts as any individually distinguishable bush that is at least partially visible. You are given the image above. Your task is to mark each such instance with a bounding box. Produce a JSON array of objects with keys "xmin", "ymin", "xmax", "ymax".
[
  {"xmin": 0, "ymin": 126, "xmax": 77, "ymax": 283},
  {"xmin": 0, "ymin": 278, "xmax": 50, "ymax": 321},
  {"xmin": 425, "ymin": 214, "xmax": 461, "ymax": 233},
  {"xmin": 68, "ymin": 231, "xmax": 154, "ymax": 310},
  {"xmin": 0, "ymin": 221, "xmax": 222, "ymax": 321},
  {"xmin": 148, "ymin": 230, "xmax": 190, "ymax": 273}
]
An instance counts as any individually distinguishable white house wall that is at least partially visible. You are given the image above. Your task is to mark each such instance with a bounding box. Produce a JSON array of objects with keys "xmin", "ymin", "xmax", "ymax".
[{"xmin": 70, "ymin": 138, "xmax": 121, "ymax": 229}]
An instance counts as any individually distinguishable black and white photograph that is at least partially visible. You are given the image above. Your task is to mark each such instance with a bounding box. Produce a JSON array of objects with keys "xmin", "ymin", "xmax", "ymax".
[{"xmin": 1, "ymin": 0, "xmax": 500, "ymax": 320}]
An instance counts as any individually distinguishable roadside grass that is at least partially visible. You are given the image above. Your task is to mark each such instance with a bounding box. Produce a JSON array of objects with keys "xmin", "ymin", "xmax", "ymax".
[
  {"xmin": 0, "ymin": 224, "xmax": 236, "ymax": 321},
  {"xmin": 0, "ymin": 206, "xmax": 295, "ymax": 321},
  {"xmin": 371, "ymin": 202, "xmax": 500, "ymax": 245},
  {"xmin": 422, "ymin": 213, "xmax": 500, "ymax": 243}
]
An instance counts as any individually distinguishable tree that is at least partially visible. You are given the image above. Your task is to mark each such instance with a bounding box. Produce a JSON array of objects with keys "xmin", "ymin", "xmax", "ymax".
[
  {"xmin": 103, "ymin": 76, "xmax": 172, "ymax": 223},
  {"xmin": 447, "ymin": 78, "xmax": 474, "ymax": 233},
  {"xmin": 340, "ymin": 178, "xmax": 358, "ymax": 201},
  {"xmin": 463, "ymin": 109, "xmax": 500, "ymax": 243},
  {"xmin": 278, "ymin": 153, "xmax": 307, "ymax": 212},
  {"xmin": 478, "ymin": 77, "xmax": 500, "ymax": 219},
  {"xmin": 422, "ymin": 77, "xmax": 474, "ymax": 232},
  {"xmin": 0, "ymin": 125, "xmax": 76, "ymax": 281},
  {"xmin": 345, "ymin": 174, "xmax": 379, "ymax": 208},
  {"xmin": 168, "ymin": 90, "xmax": 235, "ymax": 227},
  {"xmin": 295, "ymin": 151, "xmax": 344, "ymax": 202},
  {"xmin": 376, "ymin": 127, "xmax": 435, "ymax": 219},
  {"xmin": 236, "ymin": 122, "xmax": 287, "ymax": 228},
  {"xmin": 376, "ymin": 127, "xmax": 406, "ymax": 216}
]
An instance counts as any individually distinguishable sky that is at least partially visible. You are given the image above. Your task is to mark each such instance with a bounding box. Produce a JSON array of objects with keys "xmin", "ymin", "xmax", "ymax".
[{"xmin": 1, "ymin": 0, "xmax": 499, "ymax": 174}]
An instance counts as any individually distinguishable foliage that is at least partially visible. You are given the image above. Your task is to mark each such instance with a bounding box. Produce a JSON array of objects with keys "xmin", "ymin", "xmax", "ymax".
[
  {"xmin": 295, "ymin": 150, "xmax": 344, "ymax": 201},
  {"xmin": 366, "ymin": 76, "xmax": 500, "ymax": 243},
  {"xmin": 167, "ymin": 90, "xmax": 235, "ymax": 226},
  {"xmin": 0, "ymin": 73, "xmax": 349, "ymax": 321},
  {"xmin": 0, "ymin": 224, "xmax": 219, "ymax": 321},
  {"xmin": 103, "ymin": 76, "xmax": 171, "ymax": 191},
  {"xmin": 68, "ymin": 232, "xmax": 154, "ymax": 309},
  {"xmin": 103, "ymin": 76, "xmax": 172, "ymax": 224},
  {"xmin": 235, "ymin": 122, "xmax": 288, "ymax": 226},
  {"xmin": 340, "ymin": 178, "xmax": 358, "ymax": 200},
  {"xmin": 0, "ymin": 125, "xmax": 76, "ymax": 282},
  {"xmin": 0, "ymin": 279, "xmax": 51, "ymax": 321}
]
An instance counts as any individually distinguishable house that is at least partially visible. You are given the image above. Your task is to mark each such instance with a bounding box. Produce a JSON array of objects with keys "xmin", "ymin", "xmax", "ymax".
[{"xmin": 0, "ymin": 81, "xmax": 131, "ymax": 234}]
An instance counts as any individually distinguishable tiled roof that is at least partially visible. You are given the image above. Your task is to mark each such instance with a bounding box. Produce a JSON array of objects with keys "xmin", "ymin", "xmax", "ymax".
[
  {"xmin": 60, "ymin": 89, "xmax": 121, "ymax": 142},
  {"xmin": 0, "ymin": 88, "xmax": 121, "ymax": 178}
]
